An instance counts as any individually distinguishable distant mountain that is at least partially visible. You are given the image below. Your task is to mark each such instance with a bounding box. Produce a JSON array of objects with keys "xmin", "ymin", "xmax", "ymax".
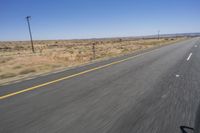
[
  {"xmin": 150, "ymin": 32, "xmax": 200, "ymax": 38},
  {"xmin": 88, "ymin": 32, "xmax": 200, "ymax": 41},
  {"xmin": 123, "ymin": 33, "xmax": 200, "ymax": 40}
]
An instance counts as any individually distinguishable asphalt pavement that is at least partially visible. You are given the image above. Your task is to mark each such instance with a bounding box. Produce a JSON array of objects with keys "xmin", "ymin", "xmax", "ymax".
[{"xmin": 0, "ymin": 38, "xmax": 200, "ymax": 133}]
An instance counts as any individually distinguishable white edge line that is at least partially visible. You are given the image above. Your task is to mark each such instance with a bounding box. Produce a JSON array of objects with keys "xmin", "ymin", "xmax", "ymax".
[{"xmin": 187, "ymin": 53, "xmax": 193, "ymax": 61}]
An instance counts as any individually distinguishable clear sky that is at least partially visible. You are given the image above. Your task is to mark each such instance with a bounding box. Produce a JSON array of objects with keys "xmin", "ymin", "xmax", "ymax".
[{"xmin": 0, "ymin": 0, "xmax": 199, "ymax": 41}]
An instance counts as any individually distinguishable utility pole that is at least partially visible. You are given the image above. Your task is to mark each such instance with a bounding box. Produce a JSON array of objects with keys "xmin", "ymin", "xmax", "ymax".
[
  {"xmin": 26, "ymin": 16, "xmax": 35, "ymax": 53},
  {"xmin": 158, "ymin": 30, "xmax": 160, "ymax": 40}
]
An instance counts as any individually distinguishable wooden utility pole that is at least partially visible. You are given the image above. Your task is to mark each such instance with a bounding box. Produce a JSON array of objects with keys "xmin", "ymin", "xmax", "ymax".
[{"xmin": 26, "ymin": 16, "xmax": 35, "ymax": 53}]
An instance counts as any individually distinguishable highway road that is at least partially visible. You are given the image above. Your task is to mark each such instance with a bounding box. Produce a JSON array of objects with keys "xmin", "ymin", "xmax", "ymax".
[{"xmin": 0, "ymin": 38, "xmax": 200, "ymax": 133}]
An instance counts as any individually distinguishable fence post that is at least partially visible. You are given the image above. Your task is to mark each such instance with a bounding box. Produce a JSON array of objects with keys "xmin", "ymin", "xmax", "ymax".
[{"xmin": 92, "ymin": 43, "xmax": 96, "ymax": 60}]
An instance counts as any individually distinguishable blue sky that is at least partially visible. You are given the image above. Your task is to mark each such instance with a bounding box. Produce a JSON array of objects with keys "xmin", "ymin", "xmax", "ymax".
[{"xmin": 0, "ymin": 0, "xmax": 199, "ymax": 41}]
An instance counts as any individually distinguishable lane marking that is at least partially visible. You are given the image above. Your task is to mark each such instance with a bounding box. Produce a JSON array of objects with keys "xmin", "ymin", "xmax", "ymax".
[
  {"xmin": 0, "ymin": 48, "xmax": 160, "ymax": 100},
  {"xmin": 176, "ymin": 75, "xmax": 180, "ymax": 78},
  {"xmin": 195, "ymin": 45, "xmax": 198, "ymax": 48},
  {"xmin": 187, "ymin": 53, "xmax": 193, "ymax": 61}
]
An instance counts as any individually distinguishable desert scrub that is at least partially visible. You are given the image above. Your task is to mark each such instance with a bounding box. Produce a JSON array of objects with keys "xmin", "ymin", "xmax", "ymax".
[
  {"xmin": 12, "ymin": 65, "xmax": 22, "ymax": 69},
  {"xmin": 0, "ymin": 73, "xmax": 16, "ymax": 79},
  {"xmin": 0, "ymin": 57, "xmax": 13, "ymax": 64},
  {"xmin": 19, "ymin": 68, "xmax": 36, "ymax": 75}
]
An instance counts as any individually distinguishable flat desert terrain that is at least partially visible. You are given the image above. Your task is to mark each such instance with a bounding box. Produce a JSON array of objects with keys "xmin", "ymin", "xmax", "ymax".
[{"xmin": 0, "ymin": 37, "xmax": 186, "ymax": 85}]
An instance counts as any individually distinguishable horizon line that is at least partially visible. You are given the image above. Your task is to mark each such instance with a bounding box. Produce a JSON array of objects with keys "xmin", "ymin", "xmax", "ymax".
[{"xmin": 0, "ymin": 32, "xmax": 199, "ymax": 42}]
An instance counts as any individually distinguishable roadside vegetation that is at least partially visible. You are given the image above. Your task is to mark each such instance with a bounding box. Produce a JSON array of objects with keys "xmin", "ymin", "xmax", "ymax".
[{"xmin": 0, "ymin": 37, "xmax": 186, "ymax": 85}]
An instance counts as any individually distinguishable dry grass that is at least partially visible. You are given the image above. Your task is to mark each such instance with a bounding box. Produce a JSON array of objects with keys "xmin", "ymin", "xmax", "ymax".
[
  {"xmin": 0, "ymin": 73, "xmax": 16, "ymax": 79},
  {"xmin": 0, "ymin": 37, "xmax": 186, "ymax": 84},
  {"xmin": 19, "ymin": 68, "xmax": 36, "ymax": 75}
]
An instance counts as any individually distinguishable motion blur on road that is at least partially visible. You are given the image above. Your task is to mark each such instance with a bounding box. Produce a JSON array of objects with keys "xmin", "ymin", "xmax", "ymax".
[
  {"xmin": 1, "ymin": 0, "xmax": 200, "ymax": 133},
  {"xmin": 1, "ymin": 38, "xmax": 200, "ymax": 133}
]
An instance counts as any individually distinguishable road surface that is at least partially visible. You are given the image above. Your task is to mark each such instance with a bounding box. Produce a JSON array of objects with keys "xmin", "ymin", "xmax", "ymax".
[{"xmin": 0, "ymin": 38, "xmax": 200, "ymax": 133}]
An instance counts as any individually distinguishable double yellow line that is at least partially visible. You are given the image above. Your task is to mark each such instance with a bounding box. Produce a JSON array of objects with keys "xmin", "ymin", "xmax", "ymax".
[{"xmin": 0, "ymin": 50, "xmax": 154, "ymax": 100}]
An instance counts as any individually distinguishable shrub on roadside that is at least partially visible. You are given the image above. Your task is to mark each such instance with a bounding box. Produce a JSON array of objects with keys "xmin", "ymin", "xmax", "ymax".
[
  {"xmin": 0, "ymin": 73, "xmax": 16, "ymax": 79},
  {"xmin": 19, "ymin": 68, "xmax": 36, "ymax": 75}
]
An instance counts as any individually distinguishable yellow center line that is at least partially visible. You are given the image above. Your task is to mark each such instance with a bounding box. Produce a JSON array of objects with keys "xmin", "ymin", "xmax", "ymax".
[{"xmin": 0, "ymin": 49, "xmax": 155, "ymax": 100}]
